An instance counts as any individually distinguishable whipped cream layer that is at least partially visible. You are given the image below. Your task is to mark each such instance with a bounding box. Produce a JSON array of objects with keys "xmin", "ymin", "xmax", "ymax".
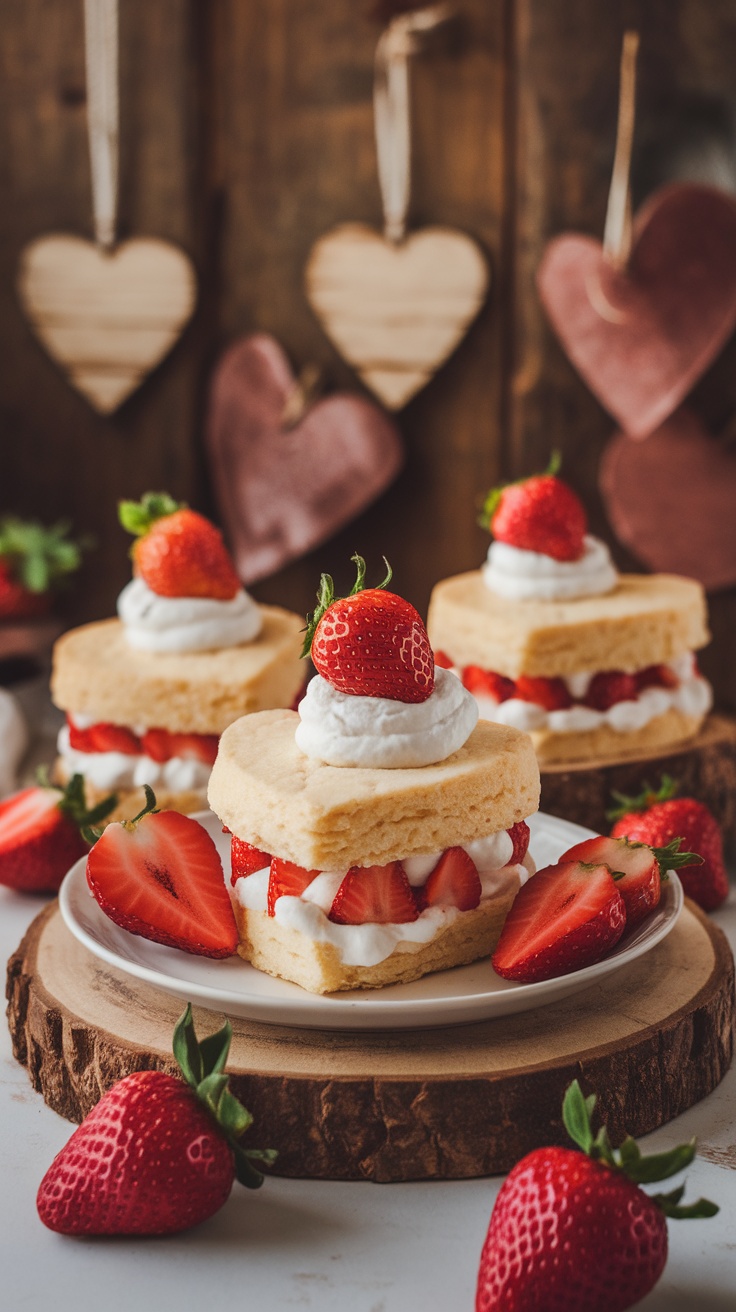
[
  {"xmin": 57, "ymin": 724, "xmax": 211, "ymax": 793},
  {"xmin": 482, "ymin": 535, "xmax": 618, "ymax": 602},
  {"xmin": 295, "ymin": 666, "xmax": 479, "ymax": 768},
  {"xmin": 232, "ymin": 846, "xmax": 534, "ymax": 968},
  {"xmin": 117, "ymin": 577, "xmax": 262, "ymax": 653}
]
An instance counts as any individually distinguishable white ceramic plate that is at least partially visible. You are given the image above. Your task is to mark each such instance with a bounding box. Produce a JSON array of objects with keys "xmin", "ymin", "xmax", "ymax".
[{"xmin": 59, "ymin": 810, "xmax": 682, "ymax": 1032}]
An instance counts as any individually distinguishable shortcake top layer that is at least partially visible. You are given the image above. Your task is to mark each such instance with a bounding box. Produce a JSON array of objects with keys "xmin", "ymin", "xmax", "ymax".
[
  {"xmin": 208, "ymin": 708, "xmax": 540, "ymax": 870},
  {"xmin": 427, "ymin": 571, "xmax": 709, "ymax": 678},
  {"xmin": 51, "ymin": 607, "xmax": 304, "ymax": 734}
]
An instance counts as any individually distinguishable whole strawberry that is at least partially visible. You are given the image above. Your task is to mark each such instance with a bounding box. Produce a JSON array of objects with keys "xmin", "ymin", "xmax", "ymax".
[
  {"xmin": 608, "ymin": 777, "xmax": 729, "ymax": 912},
  {"xmin": 481, "ymin": 453, "xmax": 587, "ymax": 562},
  {"xmin": 0, "ymin": 516, "xmax": 87, "ymax": 619},
  {"xmin": 0, "ymin": 773, "xmax": 117, "ymax": 894},
  {"xmin": 302, "ymin": 554, "xmax": 434, "ymax": 703},
  {"xmin": 119, "ymin": 492, "xmax": 241, "ymax": 600},
  {"xmin": 476, "ymin": 1080, "xmax": 718, "ymax": 1312},
  {"xmin": 37, "ymin": 1004, "xmax": 275, "ymax": 1235}
]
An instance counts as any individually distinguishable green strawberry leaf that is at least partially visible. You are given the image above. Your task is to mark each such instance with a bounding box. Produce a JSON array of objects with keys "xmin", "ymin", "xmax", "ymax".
[
  {"xmin": 173, "ymin": 1003, "xmax": 204, "ymax": 1088},
  {"xmin": 606, "ymin": 775, "xmax": 679, "ymax": 822},
  {"xmin": 561, "ymin": 1080, "xmax": 594, "ymax": 1154},
  {"xmin": 118, "ymin": 492, "xmax": 183, "ymax": 537},
  {"xmin": 300, "ymin": 554, "xmax": 392, "ymax": 658},
  {"xmin": 198, "ymin": 1020, "xmax": 233, "ymax": 1078},
  {"xmin": 622, "ymin": 1140, "xmax": 697, "ymax": 1185}
]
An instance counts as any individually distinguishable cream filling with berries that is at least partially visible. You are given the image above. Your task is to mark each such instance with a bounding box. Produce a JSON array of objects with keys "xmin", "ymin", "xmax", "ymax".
[
  {"xmin": 482, "ymin": 535, "xmax": 618, "ymax": 602},
  {"xmin": 117, "ymin": 577, "xmax": 262, "ymax": 654},
  {"xmin": 451, "ymin": 653, "xmax": 712, "ymax": 736},
  {"xmin": 57, "ymin": 723, "xmax": 212, "ymax": 793},
  {"xmin": 231, "ymin": 838, "xmax": 535, "ymax": 968},
  {"xmin": 295, "ymin": 667, "xmax": 479, "ymax": 768}
]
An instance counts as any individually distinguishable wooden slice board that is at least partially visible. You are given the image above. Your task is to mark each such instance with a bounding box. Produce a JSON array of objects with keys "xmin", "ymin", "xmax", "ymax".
[
  {"xmin": 540, "ymin": 713, "xmax": 736, "ymax": 848},
  {"xmin": 7, "ymin": 900, "xmax": 733, "ymax": 1182}
]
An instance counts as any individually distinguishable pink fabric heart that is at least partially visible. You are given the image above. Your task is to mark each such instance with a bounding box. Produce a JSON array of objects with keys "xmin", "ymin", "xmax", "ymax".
[
  {"xmin": 537, "ymin": 184, "xmax": 736, "ymax": 439},
  {"xmin": 600, "ymin": 407, "xmax": 736, "ymax": 591},
  {"xmin": 205, "ymin": 334, "xmax": 404, "ymax": 584}
]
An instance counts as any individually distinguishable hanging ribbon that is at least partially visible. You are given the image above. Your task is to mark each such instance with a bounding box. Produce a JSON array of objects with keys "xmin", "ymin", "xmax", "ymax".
[
  {"xmin": 602, "ymin": 31, "xmax": 639, "ymax": 271},
  {"xmin": 373, "ymin": 4, "xmax": 451, "ymax": 244},
  {"xmin": 84, "ymin": 0, "xmax": 119, "ymax": 250}
]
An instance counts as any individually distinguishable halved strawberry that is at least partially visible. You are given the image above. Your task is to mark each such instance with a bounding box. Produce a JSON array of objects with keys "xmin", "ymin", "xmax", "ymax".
[
  {"xmin": 68, "ymin": 718, "xmax": 142, "ymax": 756},
  {"xmin": 0, "ymin": 775, "xmax": 117, "ymax": 894},
  {"xmin": 267, "ymin": 858, "xmax": 319, "ymax": 915},
  {"xmin": 420, "ymin": 847, "xmax": 481, "ymax": 911},
  {"xmin": 636, "ymin": 664, "xmax": 679, "ymax": 692},
  {"xmin": 515, "ymin": 676, "xmax": 572, "ymax": 711},
  {"xmin": 142, "ymin": 728, "xmax": 219, "ymax": 766},
  {"xmin": 583, "ymin": 671, "xmax": 638, "ymax": 711},
  {"xmin": 329, "ymin": 861, "xmax": 418, "ymax": 925},
  {"xmin": 462, "ymin": 666, "xmax": 516, "ymax": 702},
  {"xmin": 86, "ymin": 790, "xmax": 237, "ymax": 958},
  {"xmin": 561, "ymin": 834, "xmax": 663, "ymax": 928},
  {"xmin": 508, "ymin": 820, "xmax": 531, "ymax": 865},
  {"xmin": 491, "ymin": 860, "xmax": 627, "ymax": 982},
  {"xmin": 231, "ymin": 836, "xmax": 272, "ymax": 886}
]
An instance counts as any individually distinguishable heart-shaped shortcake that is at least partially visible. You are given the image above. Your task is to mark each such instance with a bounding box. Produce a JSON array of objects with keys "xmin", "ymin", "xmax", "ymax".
[
  {"xmin": 537, "ymin": 184, "xmax": 736, "ymax": 439},
  {"xmin": 205, "ymin": 334, "xmax": 404, "ymax": 584},
  {"xmin": 17, "ymin": 234, "xmax": 196, "ymax": 413},
  {"xmin": 600, "ymin": 406, "xmax": 736, "ymax": 590},
  {"xmin": 305, "ymin": 223, "xmax": 489, "ymax": 409}
]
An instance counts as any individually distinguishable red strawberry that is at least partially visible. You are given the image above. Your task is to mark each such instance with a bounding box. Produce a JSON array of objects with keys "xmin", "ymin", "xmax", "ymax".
[
  {"xmin": 584, "ymin": 670, "xmax": 638, "ymax": 711},
  {"xmin": 609, "ymin": 778, "xmax": 729, "ymax": 912},
  {"xmin": 0, "ymin": 516, "xmax": 87, "ymax": 619},
  {"xmin": 231, "ymin": 835, "xmax": 271, "ymax": 886},
  {"xmin": 637, "ymin": 663, "xmax": 679, "ymax": 691},
  {"xmin": 462, "ymin": 666, "xmax": 517, "ymax": 702},
  {"xmin": 434, "ymin": 649, "xmax": 454, "ymax": 669},
  {"xmin": 0, "ymin": 559, "xmax": 49, "ymax": 618},
  {"xmin": 481, "ymin": 455, "xmax": 587, "ymax": 562},
  {"xmin": 420, "ymin": 847, "xmax": 481, "ymax": 911},
  {"xmin": 476, "ymin": 1079, "xmax": 718, "ymax": 1312},
  {"xmin": 37, "ymin": 1004, "xmax": 275, "ymax": 1235},
  {"xmin": 0, "ymin": 774, "xmax": 117, "ymax": 894},
  {"xmin": 68, "ymin": 717, "xmax": 141, "ymax": 756},
  {"xmin": 515, "ymin": 675, "xmax": 572, "ymax": 710},
  {"xmin": 329, "ymin": 861, "xmax": 418, "ymax": 925},
  {"xmin": 492, "ymin": 859, "xmax": 626, "ymax": 982},
  {"xmin": 86, "ymin": 788, "xmax": 238, "ymax": 957},
  {"xmin": 142, "ymin": 727, "xmax": 219, "ymax": 765},
  {"xmin": 561, "ymin": 833, "xmax": 700, "ymax": 928},
  {"xmin": 267, "ymin": 857, "xmax": 320, "ymax": 915},
  {"xmin": 119, "ymin": 492, "xmax": 241, "ymax": 601},
  {"xmin": 507, "ymin": 820, "xmax": 530, "ymax": 865},
  {"xmin": 303, "ymin": 555, "xmax": 434, "ymax": 704}
]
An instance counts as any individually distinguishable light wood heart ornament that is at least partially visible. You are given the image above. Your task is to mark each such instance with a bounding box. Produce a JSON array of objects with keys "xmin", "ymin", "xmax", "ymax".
[
  {"xmin": 17, "ymin": 234, "xmax": 196, "ymax": 414},
  {"xmin": 600, "ymin": 406, "xmax": 736, "ymax": 591},
  {"xmin": 305, "ymin": 223, "xmax": 489, "ymax": 410},
  {"xmin": 205, "ymin": 334, "xmax": 404, "ymax": 584},
  {"xmin": 537, "ymin": 185, "xmax": 736, "ymax": 440}
]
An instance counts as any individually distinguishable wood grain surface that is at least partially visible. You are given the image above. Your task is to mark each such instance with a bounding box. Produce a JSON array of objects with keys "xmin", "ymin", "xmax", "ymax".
[{"xmin": 7, "ymin": 899, "xmax": 734, "ymax": 1181}]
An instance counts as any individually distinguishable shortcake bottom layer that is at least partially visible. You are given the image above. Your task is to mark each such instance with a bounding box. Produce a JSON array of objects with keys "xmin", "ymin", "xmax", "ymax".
[
  {"xmin": 54, "ymin": 761, "xmax": 207, "ymax": 823},
  {"xmin": 531, "ymin": 707, "xmax": 702, "ymax": 766},
  {"xmin": 234, "ymin": 890, "xmax": 517, "ymax": 993}
]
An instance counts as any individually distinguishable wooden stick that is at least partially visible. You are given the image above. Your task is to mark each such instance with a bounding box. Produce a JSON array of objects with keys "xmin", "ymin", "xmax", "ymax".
[{"xmin": 603, "ymin": 31, "xmax": 639, "ymax": 270}]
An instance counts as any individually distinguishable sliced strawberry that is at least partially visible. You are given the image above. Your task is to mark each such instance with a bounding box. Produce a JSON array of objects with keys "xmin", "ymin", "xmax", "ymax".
[
  {"xmin": 491, "ymin": 860, "xmax": 627, "ymax": 982},
  {"xmin": 508, "ymin": 820, "xmax": 531, "ymax": 865},
  {"xmin": 267, "ymin": 858, "xmax": 319, "ymax": 915},
  {"xmin": 561, "ymin": 834, "xmax": 662, "ymax": 928},
  {"xmin": 0, "ymin": 776, "xmax": 118, "ymax": 894},
  {"xmin": 583, "ymin": 671, "xmax": 638, "ymax": 711},
  {"xmin": 636, "ymin": 664, "xmax": 679, "ymax": 692},
  {"xmin": 68, "ymin": 717, "xmax": 141, "ymax": 756},
  {"xmin": 231, "ymin": 836, "xmax": 272, "ymax": 886},
  {"xmin": 86, "ymin": 794, "xmax": 237, "ymax": 958},
  {"xmin": 462, "ymin": 666, "xmax": 516, "ymax": 702},
  {"xmin": 420, "ymin": 847, "xmax": 481, "ymax": 911},
  {"xmin": 329, "ymin": 861, "xmax": 418, "ymax": 925},
  {"xmin": 515, "ymin": 676, "xmax": 572, "ymax": 711},
  {"xmin": 434, "ymin": 650, "xmax": 454, "ymax": 669},
  {"xmin": 141, "ymin": 729, "xmax": 219, "ymax": 766}
]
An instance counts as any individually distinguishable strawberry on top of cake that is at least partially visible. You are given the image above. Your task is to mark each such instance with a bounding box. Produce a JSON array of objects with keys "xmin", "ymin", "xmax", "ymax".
[{"xmin": 208, "ymin": 556, "xmax": 540, "ymax": 994}]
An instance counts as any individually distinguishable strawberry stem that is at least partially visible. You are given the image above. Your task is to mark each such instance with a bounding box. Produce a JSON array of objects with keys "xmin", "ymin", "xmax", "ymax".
[
  {"xmin": 0, "ymin": 516, "xmax": 89, "ymax": 593},
  {"xmin": 35, "ymin": 771, "xmax": 118, "ymax": 844},
  {"xmin": 300, "ymin": 553, "xmax": 392, "ymax": 658},
  {"xmin": 118, "ymin": 492, "xmax": 184, "ymax": 538},
  {"xmin": 606, "ymin": 775, "xmax": 679, "ymax": 822}
]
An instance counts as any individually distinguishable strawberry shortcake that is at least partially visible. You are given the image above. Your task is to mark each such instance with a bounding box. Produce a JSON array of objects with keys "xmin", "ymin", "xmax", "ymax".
[
  {"xmin": 427, "ymin": 462, "xmax": 712, "ymax": 766},
  {"xmin": 51, "ymin": 494, "xmax": 304, "ymax": 820},
  {"xmin": 208, "ymin": 557, "xmax": 540, "ymax": 993}
]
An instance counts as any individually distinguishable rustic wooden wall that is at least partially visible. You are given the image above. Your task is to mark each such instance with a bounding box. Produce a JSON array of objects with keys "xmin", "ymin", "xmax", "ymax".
[{"xmin": 1, "ymin": 0, "xmax": 735, "ymax": 704}]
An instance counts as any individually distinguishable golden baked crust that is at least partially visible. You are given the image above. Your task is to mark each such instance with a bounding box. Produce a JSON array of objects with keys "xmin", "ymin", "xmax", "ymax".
[
  {"xmin": 427, "ymin": 571, "xmax": 709, "ymax": 677},
  {"xmin": 51, "ymin": 606, "xmax": 305, "ymax": 733},
  {"xmin": 533, "ymin": 706, "xmax": 702, "ymax": 767},
  {"xmin": 233, "ymin": 887, "xmax": 518, "ymax": 993},
  {"xmin": 208, "ymin": 709, "xmax": 540, "ymax": 870}
]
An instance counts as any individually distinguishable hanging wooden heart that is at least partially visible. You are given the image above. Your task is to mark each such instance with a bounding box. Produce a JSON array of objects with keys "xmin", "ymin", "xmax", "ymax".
[
  {"xmin": 600, "ymin": 406, "xmax": 736, "ymax": 590},
  {"xmin": 305, "ymin": 223, "xmax": 488, "ymax": 410},
  {"xmin": 17, "ymin": 235, "xmax": 196, "ymax": 414},
  {"xmin": 537, "ymin": 184, "xmax": 736, "ymax": 441},
  {"xmin": 205, "ymin": 333, "xmax": 404, "ymax": 584}
]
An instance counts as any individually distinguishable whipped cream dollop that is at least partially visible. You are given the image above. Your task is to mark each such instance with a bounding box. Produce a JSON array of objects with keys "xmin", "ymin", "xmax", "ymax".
[
  {"xmin": 295, "ymin": 666, "xmax": 479, "ymax": 768},
  {"xmin": 57, "ymin": 724, "xmax": 211, "ymax": 793},
  {"xmin": 117, "ymin": 577, "xmax": 262, "ymax": 654},
  {"xmin": 482, "ymin": 535, "xmax": 618, "ymax": 602}
]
